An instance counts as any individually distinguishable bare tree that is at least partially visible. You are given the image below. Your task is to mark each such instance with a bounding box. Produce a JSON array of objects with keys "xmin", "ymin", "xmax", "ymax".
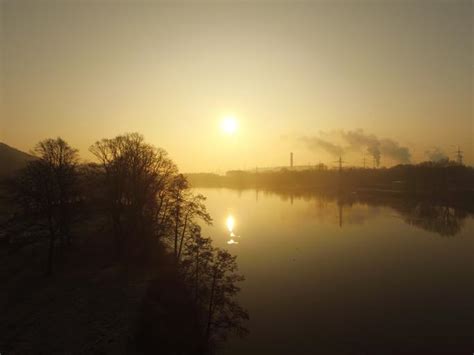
[
  {"xmin": 89, "ymin": 133, "xmax": 178, "ymax": 257},
  {"xmin": 178, "ymin": 194, "xmax": 212, "ymax": 260},
  {"xmin": 181, "ymin": 226, "xmax": 214, "ymax": 304},
  {"xmin": 167, "ymin": 174, "xmax": 213, "ymax": 261},
  {"xmin": 14, "ymin": 138, "xmax": 79, "ymax": 274},
  {"xmin": 204, "ymin": 248, "xmax": 249, "ymax": 345},
  {"xmin": 169, "ymin": 174, "xmax": 189, "ymax": 259},
  {"xmin": 181, "ymin": 229, "xmax": 249, "ymax": 350}
]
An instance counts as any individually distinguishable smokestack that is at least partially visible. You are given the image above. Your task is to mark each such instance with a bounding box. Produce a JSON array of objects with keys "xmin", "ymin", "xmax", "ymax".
[{"xmin": 290, "ymin": 152, "xmax": 294, "ymax": 168}]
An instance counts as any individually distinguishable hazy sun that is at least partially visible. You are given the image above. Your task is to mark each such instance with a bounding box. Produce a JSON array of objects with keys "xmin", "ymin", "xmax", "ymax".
[
  {"xmin": 226, "ymin": 215, "xmax": 235, "ymax": 232},
  {"xmin": 221, "ymin": 116, "xmax": 238, "ymax": 135}
]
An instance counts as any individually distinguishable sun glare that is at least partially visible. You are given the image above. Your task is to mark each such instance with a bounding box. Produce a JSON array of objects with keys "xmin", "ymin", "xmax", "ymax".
[
  {"xmin": 226, "ymin": 215, "xmax": 235, "ymax": 232},
  {"xmin": 221, "ymin": 116, "xmax": 237, "ymax": 135}
]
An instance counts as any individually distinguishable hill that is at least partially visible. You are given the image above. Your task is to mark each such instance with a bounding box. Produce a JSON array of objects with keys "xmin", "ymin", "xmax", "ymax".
[{"xmin": 0, "ymin": 142, "xmax": 36, "ymax": 177}]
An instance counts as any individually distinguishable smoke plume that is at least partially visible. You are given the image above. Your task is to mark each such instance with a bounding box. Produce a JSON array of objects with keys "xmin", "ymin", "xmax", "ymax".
[
  {"xmin": 341, "ymin": 130, "xmax": 382, "ymax": 165},
  {"xmin": 300, "ymin": 129, "xmax": 411, "ymax": 166},
  {"xmin": 300, "ymin": 136, "xmax": 343, "ymax": 157},
  {"xmin": 425, "ymin": 147, "xmax": 448, "ymax": 162}
]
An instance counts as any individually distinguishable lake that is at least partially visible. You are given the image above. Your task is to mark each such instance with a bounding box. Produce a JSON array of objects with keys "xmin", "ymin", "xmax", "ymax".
[{"xmin": 195, "ymin": 188, "xmax": 474, "ymax": 355}]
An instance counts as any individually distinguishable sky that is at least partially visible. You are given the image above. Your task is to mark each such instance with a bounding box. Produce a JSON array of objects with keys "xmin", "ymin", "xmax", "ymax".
[{"xmin": 1, "ymin": 0, "xmax": 472, "ymax": 172}]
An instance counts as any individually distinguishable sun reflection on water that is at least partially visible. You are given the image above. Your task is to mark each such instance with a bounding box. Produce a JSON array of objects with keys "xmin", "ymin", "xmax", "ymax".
[
  {"xmin": 226, "ymin": 215, "xmax": 235, "ymax": 232},
  {"xmin": 226, "ymin": 214, "xmax": 240, "ymax": 245}
]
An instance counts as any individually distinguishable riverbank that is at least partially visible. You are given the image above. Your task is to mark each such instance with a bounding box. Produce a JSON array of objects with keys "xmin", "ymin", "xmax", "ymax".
[
  {"xmin": 187, "ymin": 164, "xmax": 474, "ymax": 202},
  {"xmin": 0, "ymin": 220, "xmax": 203, "ymax": 354}
]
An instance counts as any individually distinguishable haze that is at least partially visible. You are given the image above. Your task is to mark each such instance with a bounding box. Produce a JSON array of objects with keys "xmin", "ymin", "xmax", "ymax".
[{"xmin": 1, "ymin": 0, "xmax": 472, "ymax": 171}]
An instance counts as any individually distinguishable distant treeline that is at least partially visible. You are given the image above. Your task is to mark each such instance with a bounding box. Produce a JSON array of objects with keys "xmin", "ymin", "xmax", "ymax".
[{"xmin": 188, "ymin": 162, "xmax": 474, "ymax": 197}]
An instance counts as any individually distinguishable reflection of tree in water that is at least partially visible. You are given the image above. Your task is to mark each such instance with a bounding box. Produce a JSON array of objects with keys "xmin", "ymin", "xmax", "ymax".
[
  {"xmin": 264, "ymin": 189, "xmax": 384, "ymax": 227},
  {"xmin": 397, "ymin": 202, "xmax": 467, "ymax": 237},
  {"xmin": 251, "ymin": 188, "xmax": 471, "ymax": 237}
]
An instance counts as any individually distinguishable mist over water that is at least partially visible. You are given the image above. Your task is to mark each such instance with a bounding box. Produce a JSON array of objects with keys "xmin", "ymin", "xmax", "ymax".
[{"xmin": 196, "ymin": 188, "xmax": 474, "ymax": 354}]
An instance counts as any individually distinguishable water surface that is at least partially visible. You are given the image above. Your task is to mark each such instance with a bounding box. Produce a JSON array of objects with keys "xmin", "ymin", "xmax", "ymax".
[{"xmin": 196, "ymin": 188, "xmax": 474, "ymax": 355}]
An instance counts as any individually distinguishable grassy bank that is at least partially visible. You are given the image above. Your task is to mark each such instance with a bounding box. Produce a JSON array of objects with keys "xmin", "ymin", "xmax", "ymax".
[{"xmin": 0, "ymin": 219, "xmax": 204, "ymax": 354}]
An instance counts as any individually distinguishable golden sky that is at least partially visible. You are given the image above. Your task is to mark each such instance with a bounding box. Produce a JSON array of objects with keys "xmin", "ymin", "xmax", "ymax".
[{"xmin": 1, "ymin": 0, "xmax": 472, "ymax": 172}]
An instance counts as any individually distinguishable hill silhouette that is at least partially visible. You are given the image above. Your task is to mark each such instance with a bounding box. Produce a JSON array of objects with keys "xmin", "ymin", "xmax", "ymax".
[{"xmin": 0, "ymin": 142, "xmax": 36, "ymax": 177}]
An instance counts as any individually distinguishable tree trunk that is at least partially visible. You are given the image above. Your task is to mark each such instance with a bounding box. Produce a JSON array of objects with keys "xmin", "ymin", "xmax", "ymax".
[
  {"xmin": 46, "ymin": 214, "xmax": 56, "ymax": 275},
  {"xmin": 47, "ymin": 234, "xmax": 56, "ymax": 275},
  {"xmin": 195, "ymin": 248, "xmax": 200, "ymax": 303},
  {"xmin": 205, "ymin": 268, "xmax": 217, "ymax": 345},
  {"xmin": 177, "ymin": 213, "xmax": 189, "ymax": 260},
  {"xmin": 174, "ymin": 206, "xmax": 180, "ymax": 258},
  {"xmin": 112, "ymin": 213, "xmax": 123, "ymax": 258}
]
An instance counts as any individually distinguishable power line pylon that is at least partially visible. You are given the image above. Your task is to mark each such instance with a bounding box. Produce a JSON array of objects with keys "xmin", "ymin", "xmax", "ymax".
[
  {"xmin": 453, "ymin": 146, "xmax": 464, "ymax": 165},
  {"xmin": 333, "ymin": 156, "xmax": 346, "ymax": 173}
]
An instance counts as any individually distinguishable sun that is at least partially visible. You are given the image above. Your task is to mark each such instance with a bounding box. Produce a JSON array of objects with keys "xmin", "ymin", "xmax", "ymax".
[
  {"xmin": 221, "ymin": 116, "xmax": 238, "ymax": 135},
  {"xmin": 226, "ymin": 215, "xmax": 235, "ymax": 232}
]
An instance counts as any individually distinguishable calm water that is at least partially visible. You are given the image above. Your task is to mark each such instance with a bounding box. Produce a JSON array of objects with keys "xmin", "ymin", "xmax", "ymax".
[{"xmin": 195, "ymin": 188, "xmax": 474, "ymax": 355}]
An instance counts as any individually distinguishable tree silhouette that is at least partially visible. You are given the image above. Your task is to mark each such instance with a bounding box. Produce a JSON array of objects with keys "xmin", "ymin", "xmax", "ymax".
[
  {"xmin": 2, "ymin": 133, "xmax": 249, "ymax": 353},
  {"xmin": 204, "ymin": 248, "xmax": 249, "ymax": 344},
  {"xmin": 182, "ymin": 228, "xmax": 249, "ymax": 350},
  {"xmin": 89, "ymin": 133, "xmax": 177, "ymax": 257},
  {"xmin": 13, "ymin": 138, "xmax": 79, "ymax": 274}
]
